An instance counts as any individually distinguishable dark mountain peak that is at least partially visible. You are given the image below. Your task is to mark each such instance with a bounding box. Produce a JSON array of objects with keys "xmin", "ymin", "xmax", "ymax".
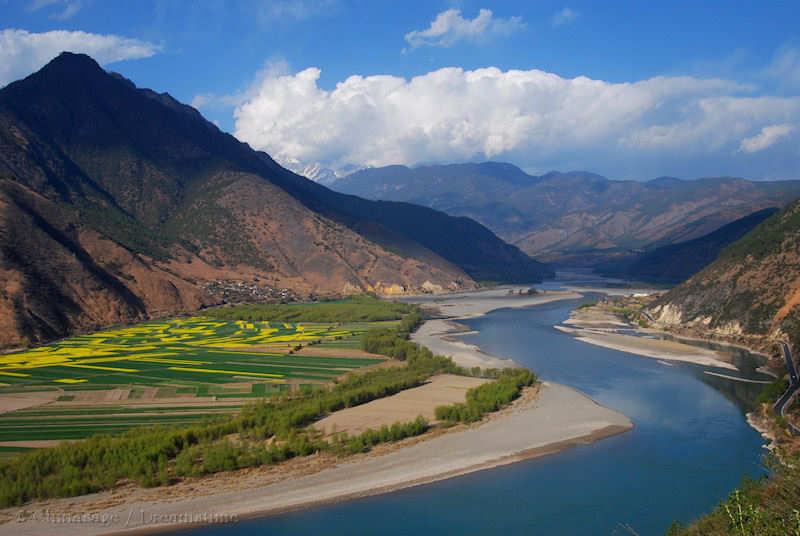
[
  {"xmin": 31, "ymin": 52, "xmax": 107, "ymax": 84},
  {"xmin": 2, "ymin": 52, "xmax": 119, "ymax": 106},
  {"xmin": 46, "ymin": 51, "xmax": 103, "ymax": 71}
]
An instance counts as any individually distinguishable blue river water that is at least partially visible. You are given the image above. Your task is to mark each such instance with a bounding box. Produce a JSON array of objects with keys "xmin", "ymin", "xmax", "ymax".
[{"xmin": 181, "ymin": 293, "xmax": 768, "ymax": 536}]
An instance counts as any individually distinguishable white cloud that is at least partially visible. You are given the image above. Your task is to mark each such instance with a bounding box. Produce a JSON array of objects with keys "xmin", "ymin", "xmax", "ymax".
[
  {"xmin": 739, "ymin": 124, "xmax": 795, "ymax": 153},
  {"xmin": 191, "ymin": 94, "xmax": 212, "ymax": 109},
  {"xmin": 551, "ymin": 7, "xmax": 578, "ymax": 27},
  {"xmin": 404, "ymin": 9, "xmax": 525, "ymax": 50},
  {"xmin": 27, "ymin": 0, "xmax": 60, "ymax": 11},
  {"xmin": 192, "ymin": 58, "xmax": 290, "ymax": 112},
  {"xmin": 28, "ymin": 0, "xmax": 82, "ymax": 20},
  {"xmin": 0, "ymin": 28, "xmax": 161, "ymax": 86},
  {"xmin": 52, "ymin": 2, "xmax": 82, "ymax": 20},
  {"xmin": 232, "ymin": 65, "xmax": 800, "ymax": 179},
  {"xmin": 765, "ymin": 45, "xmax": 800, "ymax": 91}
]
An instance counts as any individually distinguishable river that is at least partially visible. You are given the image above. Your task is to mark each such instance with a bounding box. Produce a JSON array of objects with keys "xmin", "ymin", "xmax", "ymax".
[{"xmin": 180, "ymin": 288, "xmax": 768, "ymax": 535}]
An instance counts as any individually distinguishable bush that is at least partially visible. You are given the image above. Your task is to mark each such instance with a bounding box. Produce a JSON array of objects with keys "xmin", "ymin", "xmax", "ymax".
[
  {"xmin": 756, "ymin": 378, "xmax": 789, "ymax": 405},
  {"xmin": 435, "ymin": 368, "xmax": 537, "ymax": 423},
  {"xmin": 332, "ymin": 416, "xmax": 430, "ymax": 455}
]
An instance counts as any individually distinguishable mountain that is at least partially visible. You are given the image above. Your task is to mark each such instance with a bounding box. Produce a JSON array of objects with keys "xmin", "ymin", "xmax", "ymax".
[
  {"xmin": 596, "ymin": 208, "xmax": 778, "ymax": 283},
  {"xmin": 0, "ymin": 53, "xmax": 549, "ymax": 348},
  {"xmin": 284, "ymin": 161, "xmax": 341, "ymax": 185},
  {"xmin": 651, "ymin": 200, "xmax": 800, "ymax": 346},
  {"xmin": 334, "ymin": 163, "xmax": 800, "ymax": 265}
]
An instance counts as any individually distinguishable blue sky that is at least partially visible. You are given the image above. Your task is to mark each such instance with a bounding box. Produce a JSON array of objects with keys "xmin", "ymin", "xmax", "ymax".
[{"xmin": 1, "ymin": 0, "xmax": 799, "ymax": 180}]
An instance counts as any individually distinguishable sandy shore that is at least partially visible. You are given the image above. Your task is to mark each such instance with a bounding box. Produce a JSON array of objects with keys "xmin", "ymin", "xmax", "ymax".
[
  {"xmin": 556, "ymin": 326, "xmax": 738, "ymax": 370},
  {"xmin": 405, "ymin": 287, "xmax": 582, "ymax": 320},
  {"xmin": 557, "ymin": 304, "xmax": 739, "ymax": 370},
  {"xmin": 413, "ymin": 319, "xmax": 517, "ymax": 368},
  {"xmin": 408, "ymin": 288, "xmax": 581, "ymax": 369},
  {"xmin": 0, "ymin": 382, "xmax": 631, "ymax": 536}
]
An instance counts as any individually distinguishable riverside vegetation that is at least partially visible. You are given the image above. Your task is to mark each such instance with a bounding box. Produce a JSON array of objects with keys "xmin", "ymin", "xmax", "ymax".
[
  {"xmin": 0, "ymin": 298, "xmax": 536, "ymax": 507},
  {"xmin": 669, "ymin": 367, "xmax": 800, "ymax": 535},
  {"xmin": 667, "ymin": 456, "xmax": 800, "ymax": 536}
]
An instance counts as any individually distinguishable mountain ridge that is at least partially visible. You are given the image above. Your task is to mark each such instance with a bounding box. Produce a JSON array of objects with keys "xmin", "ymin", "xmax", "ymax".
[
  {"xmin": 595, "ymin": 208, "xmax": 779, "ymax": 283},
  {"xmin": 333, "ymin": 163, "xmax": 800, "ymax": 264},
  {"xmin": 651, "ymin": 199, "xmax": 800, "ymax": 347},
  {"xmin": 0, "ymin": 53, "xmax": 550, "ymax": 347}
]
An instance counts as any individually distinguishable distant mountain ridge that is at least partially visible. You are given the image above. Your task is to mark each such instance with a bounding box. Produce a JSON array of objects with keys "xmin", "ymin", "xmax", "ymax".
[
  {"xmin": 596, "ymin": 208, "xmax": 779, "ymax": 283},
  {"xmin": 0, "ymin": 53, "xmax": 550, "ymax": 347},
  {"xmin": 334, "ymin": 163, "xmax": 800, "ymax": 264},
  {"xmin": 652, "ymin": 200, "xmax": 800, "ymax": 347}
]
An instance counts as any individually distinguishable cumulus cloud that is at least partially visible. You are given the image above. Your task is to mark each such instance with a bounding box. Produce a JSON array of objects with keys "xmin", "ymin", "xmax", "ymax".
[
  {"xmin": 192, "ymin": 59, "xmax": 290, "ymax": 113},
  {"xmin": 0, "ymin": 28, "xmax": 161, "ymax": 86},
  {"xmin": 739, "ymin": 124, "xmax": 795, "ymax": 153},
  {"xmin": 232, "ymin": 65, "xmax": 800, "ymax": 178},
  {"xmin": 551, "ymin": 7, "xmax": 578, "ymax": 27},
  {"xmin": 404, "ymin": 9, "xmax": 525, "ymax": 50}
]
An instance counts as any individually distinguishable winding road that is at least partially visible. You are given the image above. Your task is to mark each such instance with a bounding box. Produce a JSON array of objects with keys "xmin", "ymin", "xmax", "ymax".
[{"xmin": 774, "ymin": 341, "xmax": 800, "ymax": 435}]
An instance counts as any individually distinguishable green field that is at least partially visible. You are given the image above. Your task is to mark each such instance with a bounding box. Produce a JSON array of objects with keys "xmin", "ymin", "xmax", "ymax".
[
  {"xmin": 0, "ymin": 317, "xmax": 386, "ymax": 390},
  {"xmin": 0, "ymin": 314, "xmax": 393, "ymax": 443}
]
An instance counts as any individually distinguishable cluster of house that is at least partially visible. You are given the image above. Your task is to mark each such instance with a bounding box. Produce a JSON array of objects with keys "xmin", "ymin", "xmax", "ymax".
[{"xmin": 203, "ymin": 280, "xmax": 298, "ymax": 304}]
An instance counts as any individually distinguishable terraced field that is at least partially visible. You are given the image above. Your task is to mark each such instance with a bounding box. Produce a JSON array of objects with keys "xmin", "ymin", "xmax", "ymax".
[{"xmin": 0, "ymin": 316, "xmax": 390, "ymax": 445}]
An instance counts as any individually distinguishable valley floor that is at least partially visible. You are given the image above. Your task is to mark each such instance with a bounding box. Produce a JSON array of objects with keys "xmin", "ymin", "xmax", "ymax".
[
  {"xmin": 0, "ymin": 382, "xmax": 630, "ymax": 536},
  {"xmin": 0, "ymin": 288, "xmax": 633, "ymax": 536}
]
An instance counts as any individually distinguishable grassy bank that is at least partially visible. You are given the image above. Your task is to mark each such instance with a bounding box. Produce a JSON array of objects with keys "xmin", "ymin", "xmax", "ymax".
[{"xmin": 0, "ymin": 303, "xmax": 536, "ymax": 508}]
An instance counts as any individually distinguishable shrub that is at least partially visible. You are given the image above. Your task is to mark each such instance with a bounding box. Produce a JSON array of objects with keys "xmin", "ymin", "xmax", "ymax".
[{"xmin": 435, "ymin": 368, "xmax": 536, "ymax": 423}]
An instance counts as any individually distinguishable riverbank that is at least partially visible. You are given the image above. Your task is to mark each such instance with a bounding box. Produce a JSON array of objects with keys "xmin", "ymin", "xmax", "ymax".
[
  {"xmin": 557, "ymin": 302, "xmax": 741, "ymax": 370},
  {"xmin": 0, "ymin": 382, "xmax": 631, "ymax": 536},
  {"xmin": 0, "ymin": 287, "xmax": 634, "ymax": 536},
  {"xmin": 409, "ymin": 289, "xmax": 582, "ymax": 369}
]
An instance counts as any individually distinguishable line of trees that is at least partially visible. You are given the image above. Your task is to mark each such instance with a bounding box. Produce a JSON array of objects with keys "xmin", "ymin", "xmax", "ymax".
[
  {"xmin": 330, "ymin": 416, "xmax": 430, "ymax": 455},
  {"xmin": 435, "ymin": 368, "xmax": 537, "ymax": 423}
]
